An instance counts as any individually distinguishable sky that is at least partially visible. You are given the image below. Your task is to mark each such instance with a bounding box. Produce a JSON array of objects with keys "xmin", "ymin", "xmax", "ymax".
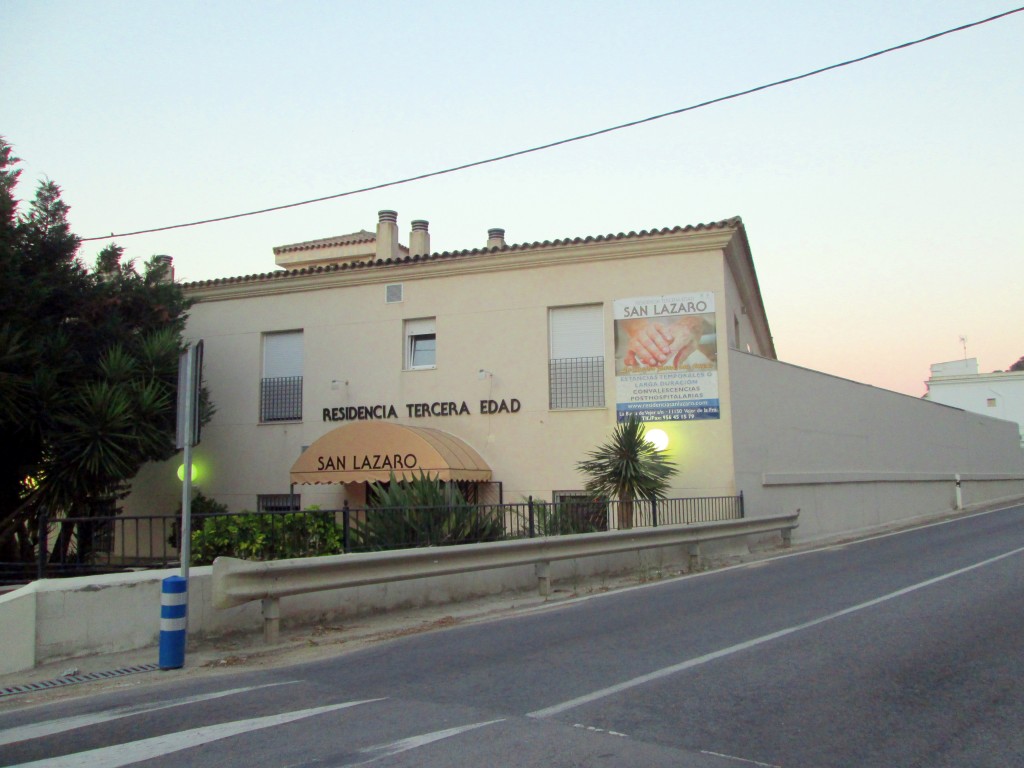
[{"xmin": 2, "ymin": 1, "xmax": 1022, "ymax": 398}]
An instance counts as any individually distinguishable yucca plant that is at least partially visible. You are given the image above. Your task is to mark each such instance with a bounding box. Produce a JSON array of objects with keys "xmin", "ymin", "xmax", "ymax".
[
  {"xmin": 355, "ymin": 471, "xmax": 504, "ymax": 551},
  {"xmin": 577, "ymin": 415, "xmax": 677, "ymax": 529}
]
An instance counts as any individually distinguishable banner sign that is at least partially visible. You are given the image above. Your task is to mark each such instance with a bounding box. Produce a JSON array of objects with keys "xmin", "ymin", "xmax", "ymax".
[{"xmin": 613, "ymin": 292, "xmax": 719, "ymax": 421}]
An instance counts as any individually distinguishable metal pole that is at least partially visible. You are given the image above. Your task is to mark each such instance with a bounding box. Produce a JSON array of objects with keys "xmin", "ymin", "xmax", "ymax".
[
  {"xmin": 37, "ymin": 506, "xmax": 48, "ymax": 580},
  {"xmin": 179, "ymin": 348, "xmax": 194, "ymax": 581},
  {"xmin": 342, "ymin": 500, "xmax": 351, "ymax": 553}
]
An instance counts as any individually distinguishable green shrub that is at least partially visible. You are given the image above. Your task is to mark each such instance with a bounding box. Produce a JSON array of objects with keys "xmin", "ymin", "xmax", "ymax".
[
  {"xmin": 354, "ymin": 471, "xmax": 505, "ymax": 551},
  {"xmin": 529, "ymin": 499, "xmax": 606, "ymax": 536},
  {"xmin": 189, "ymin": 495, "xmax": 343, "ymax": 564}
]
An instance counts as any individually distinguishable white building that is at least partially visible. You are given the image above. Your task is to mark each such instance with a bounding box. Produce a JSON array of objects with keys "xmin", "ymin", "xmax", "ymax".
[
  {"xmin": 925, "ymin": 358, "xmax": 1024, "ymax": 449},
  {"xmin": 125, "ymin": 213, "xmax": 1024, "ymax": 543}
]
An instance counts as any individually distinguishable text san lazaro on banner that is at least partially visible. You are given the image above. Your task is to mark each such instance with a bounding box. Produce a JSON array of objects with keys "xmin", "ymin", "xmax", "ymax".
[{"xmin": 613, "ymin": 292, "xmax": 719, "ymax": 421}]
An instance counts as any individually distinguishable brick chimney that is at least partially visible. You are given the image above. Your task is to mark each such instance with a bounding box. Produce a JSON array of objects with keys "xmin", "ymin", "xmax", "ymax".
[
  {"xmin": 152, "ymin": 255, "xmax": 174, "ymax": 283},
  {"xmin": 487, "ymin": 228, "xmax": 506, "ymax": 249},
  {"xmin": 410, "ymin": 220, "xmax": 430, "ymax": 257},
  {"xmin": 376, "ymin": 210, "xmax": 400, "ymax": 260}
]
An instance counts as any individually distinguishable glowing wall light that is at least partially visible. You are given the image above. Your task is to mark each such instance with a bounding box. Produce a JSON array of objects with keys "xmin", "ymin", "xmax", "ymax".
[
  {"xmin": 177, "ymin": 463, "xmax": 200, "ymax": 483},
  {"xmin": 645, "ymin": 428, "xmax": 670, "ymax": 452}
]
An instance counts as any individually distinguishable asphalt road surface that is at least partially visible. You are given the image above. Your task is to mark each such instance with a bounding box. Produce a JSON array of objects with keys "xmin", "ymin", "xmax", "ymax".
[{"xmin": 2, "ymin": 503, "xmax": 1023, "ymax": 767}]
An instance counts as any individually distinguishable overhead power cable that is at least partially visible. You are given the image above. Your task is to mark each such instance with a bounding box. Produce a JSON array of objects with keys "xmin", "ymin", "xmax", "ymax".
[{"xmin": 82, "ymin": 6, "xmax": 1024, "ymax": 242}]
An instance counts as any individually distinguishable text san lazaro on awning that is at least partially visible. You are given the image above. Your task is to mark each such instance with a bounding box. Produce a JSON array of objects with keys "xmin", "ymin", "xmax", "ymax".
[{"xmin": 290, "ymin": 421, "xmax": 492, "ymax": 485}]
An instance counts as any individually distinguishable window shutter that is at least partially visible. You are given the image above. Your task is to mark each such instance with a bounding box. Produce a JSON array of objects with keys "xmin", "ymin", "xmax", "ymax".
[
  {"xmin": 549, "ymin": 305, "xmax": 604, "ymax": 359},
  {"xmin": 263, "ymin": 331, "xmax": 303, "ymax": 378}
]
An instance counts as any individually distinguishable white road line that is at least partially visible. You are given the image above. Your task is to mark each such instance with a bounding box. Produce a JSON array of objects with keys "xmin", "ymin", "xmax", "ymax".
[
  {"xmin": 528, "ymin": 544, "xmax": 1024, "ymax": 719},
  {"xmin": 0, "ymin": 681, "xmax": 298, "ymax": 746},
  {"xmin": 701, "ymin": 749, "xmax": 781, "ymax": 767},
  {"xmin": 8, "ymin": 698, "xmax": 384, "ymax": 768},
  {"xmin": 510, "ymin": 503, "xmax": 1024, "ymax": 621},
  {"xmin": 349, "ymin": 719, "xmax": 505, "ymax": 765}
]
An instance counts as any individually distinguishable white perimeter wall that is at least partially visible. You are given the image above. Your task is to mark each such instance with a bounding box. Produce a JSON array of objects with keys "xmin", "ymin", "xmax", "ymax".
[
  {"xmin": 0, "ymin": 541, "xmax": 735, "ymax": 676},
  {"xmin": 729, "ymin": 350, "xmax": 1024, "ymax": 542}
]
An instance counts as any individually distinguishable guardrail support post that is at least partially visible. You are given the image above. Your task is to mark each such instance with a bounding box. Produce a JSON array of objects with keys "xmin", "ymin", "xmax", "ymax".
[
  {"xmin": 535, "ymin": 560, "xmax": 551, "ymax": 596},
  {"xmin": 688, "ymin": 542, "xmax": 701, "ymax": 572},
  {"xmin": 781, "ymin": 526, "xmax": 793, "ymax": 548},
  {"xmin": 262, "ymin": 597, "xmax": 281, "ymax": 644}
]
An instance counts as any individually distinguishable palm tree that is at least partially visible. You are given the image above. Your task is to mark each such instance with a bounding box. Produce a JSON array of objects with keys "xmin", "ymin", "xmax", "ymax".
[{"xmin": 577, "ymin": 415, "xmax": 677, "ymax": 529}]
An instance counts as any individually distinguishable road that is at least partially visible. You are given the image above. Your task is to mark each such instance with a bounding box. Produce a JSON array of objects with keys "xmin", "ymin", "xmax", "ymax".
[{"xmin": 2, "ymin": 504, "xmax": 1023, "ymax": 767}]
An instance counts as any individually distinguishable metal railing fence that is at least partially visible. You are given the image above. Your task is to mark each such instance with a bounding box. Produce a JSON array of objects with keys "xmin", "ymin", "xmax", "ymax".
[
  {"xmin": 0, "ymin": 511, "xmax": 181, "ymax": 587},
  {"xmin": 3, "ymin": 493, "xmax": 743, "ymax": 584}
]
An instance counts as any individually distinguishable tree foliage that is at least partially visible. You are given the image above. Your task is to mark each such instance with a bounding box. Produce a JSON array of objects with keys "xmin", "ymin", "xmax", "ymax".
[
  {"xmin": 0, "ymin": 137, "xmax": 194, "ymax": 562},
  {"xmin": 577, "ymin": 415, "xmax": 677, "ymax": 529},
  {"xmin": 1010, "ymin": 356, "xmax": 1024, "ymax": 373}
]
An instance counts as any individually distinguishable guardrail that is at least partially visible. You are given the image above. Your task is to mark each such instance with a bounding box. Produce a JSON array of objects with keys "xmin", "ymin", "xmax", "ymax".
[{"xmin": 213, "ymin": 512, "xmax": 799, "ymax": 642}]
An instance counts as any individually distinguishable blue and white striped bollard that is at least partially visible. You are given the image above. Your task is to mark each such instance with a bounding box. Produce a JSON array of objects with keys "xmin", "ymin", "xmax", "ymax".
[{"xmin": 159, "ymin": 575, "xmax": 188, "ymax": 669}]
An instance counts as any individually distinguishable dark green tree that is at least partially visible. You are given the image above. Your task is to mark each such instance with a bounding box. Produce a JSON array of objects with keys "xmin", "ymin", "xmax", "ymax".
[
  {"xmin": 577, "ymin": 415, "xmax": 677, "ymax": 529},
  {"xmin": 1009, "ymin": 356, "xmax": 1024, "ymax": 372},
  {"xmin": 0, "ymin": 138, "xmax": 194, "ymax": 564}
]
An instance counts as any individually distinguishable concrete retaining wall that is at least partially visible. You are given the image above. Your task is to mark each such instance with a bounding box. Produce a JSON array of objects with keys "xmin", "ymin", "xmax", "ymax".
[
  {"xmin": 1, "ymin": 540, "xmax": 737, "ymax": 676},
  {"xmin": 728, "ymin": 350, "xmax": 1024, "ymax": 541}
]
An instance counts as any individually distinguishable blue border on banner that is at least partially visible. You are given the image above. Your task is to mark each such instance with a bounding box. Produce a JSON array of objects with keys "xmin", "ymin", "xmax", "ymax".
[{"xmin": 617, "ymin": 399, "xmax": 720, "ymax": 422}]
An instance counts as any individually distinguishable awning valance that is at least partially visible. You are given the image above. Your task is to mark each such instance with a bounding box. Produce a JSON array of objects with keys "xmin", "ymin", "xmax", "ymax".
[{"xmin": 290, "ymin": 422, "xmax": 492, "ymax": 485}]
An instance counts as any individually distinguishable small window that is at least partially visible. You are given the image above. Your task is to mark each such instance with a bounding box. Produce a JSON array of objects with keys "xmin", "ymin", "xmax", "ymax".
[
  {"xmin": 405, "ymin": 318, "xmax": 436, "ymax": 369},
  {"xmin": 549, "ymin": 305, "xmax": 605, "ymax": 409},
  {"xmin": 261, "ymin": 330, "xmax": 303, "ymax": 422},
  {"xmin": 987, "ymin": 398, "xmax": 997, "ymax": 408},
  {"xmin": 257, "ymin": 494, "xmax": 300, "ymax": 512}
]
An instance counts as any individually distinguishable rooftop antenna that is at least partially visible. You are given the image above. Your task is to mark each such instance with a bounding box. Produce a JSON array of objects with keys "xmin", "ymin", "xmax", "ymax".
[{"xmin": 959, "ymin": 335, "xmax": 968, "ymax": 359}]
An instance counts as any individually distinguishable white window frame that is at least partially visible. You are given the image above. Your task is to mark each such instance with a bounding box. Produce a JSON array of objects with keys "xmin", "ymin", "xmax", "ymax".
[
  {"xmin": 261, "ymin": 330, "xmax": 304, "ymax": 422},
  {"xmin": 404, "ymin": 318, "xmax": 436, "ymax": 370},
  {"xmin": 548, "ymin": 304, "xmax": 605, "ymax": 409}
]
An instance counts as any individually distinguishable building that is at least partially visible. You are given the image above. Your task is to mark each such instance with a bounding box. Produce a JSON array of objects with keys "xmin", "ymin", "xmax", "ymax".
[
  {"xmin": 925, "ymin": 358, "xmax": 1024, "ymax": 449},
  {"xmin": 125, "ymin": 212, "xmax": 1024, "ymax": 542}
]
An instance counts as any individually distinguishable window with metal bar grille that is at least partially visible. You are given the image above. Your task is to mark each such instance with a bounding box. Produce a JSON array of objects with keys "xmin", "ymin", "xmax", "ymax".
[
  {"xmin": 549, "ymin": 356, "xmax": 605, "ymax": 409},
  {"xmin": 260, "ymin": 376, "xmax": 303, "ymax": 421},
  {"xmin": 257, "ymin": 494, "xmax": 301, "ymax": 512}
]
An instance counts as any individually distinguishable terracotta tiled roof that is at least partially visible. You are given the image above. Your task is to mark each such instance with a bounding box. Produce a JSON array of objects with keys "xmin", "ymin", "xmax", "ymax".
[
  {"xmin": 272, "ymin": 230, "xmax": 376, "ymax": 255},
  {"xmin": 184, "ymin": 217, "xmax": 743, "ymax": 289}
]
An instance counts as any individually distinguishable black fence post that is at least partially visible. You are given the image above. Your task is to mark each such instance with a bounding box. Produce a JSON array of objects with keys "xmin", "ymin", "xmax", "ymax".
[
  {"xmin": 739, "ymin": 490, "xmax": 745, "ymax": 518},
  {"xmin": 37, "ymin": 506, "xmax": 48, "ymax": 580},
  {"xmin": 528, "ymin": 496, "xmax": 535, "ymax": 538},
  {"xmin": 652, "ymin": 497, "xmax": 658, "ymax": 528},
  {"xmin": 342, "ymin": 500, "xmax": 351, "ymax": 554}
]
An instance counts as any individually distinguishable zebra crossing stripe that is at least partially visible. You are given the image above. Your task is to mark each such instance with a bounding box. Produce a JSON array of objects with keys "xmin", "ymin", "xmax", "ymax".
[
  {"xmin": 7, "ymin": 699, "xmax": 384, "ymax": 768},
  {"xmin": 0, "ymin": 682, "xmax": 298, "ymax": 747}
]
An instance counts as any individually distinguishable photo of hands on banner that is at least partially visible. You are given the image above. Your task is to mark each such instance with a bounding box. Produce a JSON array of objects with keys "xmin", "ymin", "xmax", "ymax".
[{"xmin": 615, "ymin": 313, "xmax": 717, "ymax": 374}]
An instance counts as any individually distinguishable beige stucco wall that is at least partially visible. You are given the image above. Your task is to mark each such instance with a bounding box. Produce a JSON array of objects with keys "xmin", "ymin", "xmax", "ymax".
[
  {"xmin": 126, "ymin": 230, "xmax": 753, "ymax": 517},
  {"xmin": 728, "ymin": 350, "xmax": 1024, "ymax": 541}
]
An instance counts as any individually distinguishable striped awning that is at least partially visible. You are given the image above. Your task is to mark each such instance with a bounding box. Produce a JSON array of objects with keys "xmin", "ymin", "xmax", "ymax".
[{"xmin": 290, "ymin": 421, "xmax": 492, "ymax": 485}]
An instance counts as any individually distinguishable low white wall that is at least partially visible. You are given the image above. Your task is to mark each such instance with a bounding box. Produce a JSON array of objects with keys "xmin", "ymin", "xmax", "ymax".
[
  {"xmin": 1, "ymin": 542, "xmax": 720, "ymax": 677},
  {"xmin": 0, "ymin": 585, "xmax": 36, "ymax": 676},
  {"xmin": 729, "ymin": 350, "xmax": 1024, "ymax": 541}
]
